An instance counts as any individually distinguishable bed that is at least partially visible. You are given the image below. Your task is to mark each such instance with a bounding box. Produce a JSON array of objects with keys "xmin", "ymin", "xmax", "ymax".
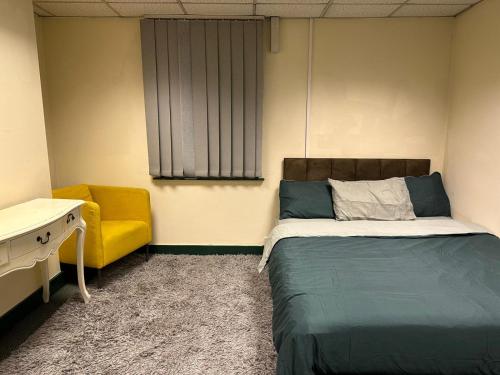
[{"xmin": 261, "ymin": 158, "xmax": 500, "ymax": 375}]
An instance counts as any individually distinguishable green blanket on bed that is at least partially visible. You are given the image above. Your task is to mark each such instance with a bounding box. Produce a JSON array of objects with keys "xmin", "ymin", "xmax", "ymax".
[{"xmin": 268, "ymin": 234, "xmax": 500, "ymax": 375}]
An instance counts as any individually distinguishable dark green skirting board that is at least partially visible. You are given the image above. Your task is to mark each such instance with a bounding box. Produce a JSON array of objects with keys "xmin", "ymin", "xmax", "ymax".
[
  {"xmin": 149, "ymin": 245, "xmax": 263, "ymax": 255},
  {"xmin": 0, "ymin": 272, "xmax": 66, "ymax": 336}
]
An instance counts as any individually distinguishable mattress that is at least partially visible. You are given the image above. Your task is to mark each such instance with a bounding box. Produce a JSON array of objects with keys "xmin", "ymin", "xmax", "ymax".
[{"xmin": 263, "ymin": 219, "xmax": 500, "ymax": 374}]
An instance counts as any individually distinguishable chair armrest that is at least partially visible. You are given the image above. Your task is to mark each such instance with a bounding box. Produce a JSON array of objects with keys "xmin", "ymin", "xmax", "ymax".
[
  {"xmin": 88, "ymin": 185, "xmax": 152, "ymax": 239},
  {"xmin": 80, "ymin": 201, "xmax": 104, "ymax": 267},
  {"xmin": 52, "ymin": 185, "xmax": 105, "ymax": 268}
]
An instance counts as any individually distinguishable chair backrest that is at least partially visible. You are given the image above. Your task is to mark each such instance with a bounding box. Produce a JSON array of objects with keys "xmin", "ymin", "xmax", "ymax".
[{"xmin": 52, "ymin": 184, "xmax": 94, "ymax": 202}]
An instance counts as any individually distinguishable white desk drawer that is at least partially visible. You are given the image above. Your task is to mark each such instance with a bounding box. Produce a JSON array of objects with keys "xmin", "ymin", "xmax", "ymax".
[
  {"xmin": 63, "ymin": 207, "xmax": 79, "ymax": 232},
  {"xmin": 0, "ymin": 242, "xmax": 8, "ymax": 266},
  {"xmin": 9, "ymin": 219, "xmax": 63, "ymax": 260}
]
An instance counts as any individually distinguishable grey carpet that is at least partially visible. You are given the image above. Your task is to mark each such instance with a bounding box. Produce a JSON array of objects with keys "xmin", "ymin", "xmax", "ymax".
[{"xmin": 0, "ymin": 254, "xmax": 276, "ymax": 374}]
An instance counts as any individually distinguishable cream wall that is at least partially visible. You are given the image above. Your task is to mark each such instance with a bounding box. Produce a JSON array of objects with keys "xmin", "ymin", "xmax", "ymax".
[
  {"xmin": 0, "ymin": 0, "xmax": 59, "ymax": 316},
  {"xmin": 445, "ymin": 0, "xmax": 500, "ymax": 235},
  {"xmin": 38, "ymin": 17, "xmax": 454, "ymax": 245},
  {"xmin": 310, "ymin": 19, "xmax": 453, "ymax": 172},
  {"xmin": 39, "ymin": 18, "xmax": 309, "ymax": 245}
]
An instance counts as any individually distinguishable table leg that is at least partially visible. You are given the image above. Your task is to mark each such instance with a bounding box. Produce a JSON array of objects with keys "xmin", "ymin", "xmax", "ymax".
[
  {"xmin": 76, "ymin": 218, "xmax": 91, "ymax": 303},
  {"xmin": 40, "ymin": 259, "xmax": 50, "ymax": 303}
]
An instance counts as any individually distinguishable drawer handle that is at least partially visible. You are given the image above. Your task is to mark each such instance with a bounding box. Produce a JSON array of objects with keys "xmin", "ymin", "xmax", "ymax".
[
  {"xmin": 66, "ymin": 213, "xmax": 75, "ymax": 224},
  {"xmin": 37, "ymin": 232, "xmax": 51, "ymax": 245}
]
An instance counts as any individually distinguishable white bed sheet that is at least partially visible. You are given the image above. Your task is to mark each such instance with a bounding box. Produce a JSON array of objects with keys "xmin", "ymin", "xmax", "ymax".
[{"xmin": 258, "ymin": 218, "xmax": 488, "ymax": 272}]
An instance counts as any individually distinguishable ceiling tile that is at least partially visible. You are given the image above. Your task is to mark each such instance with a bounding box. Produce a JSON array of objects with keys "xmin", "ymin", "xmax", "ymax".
[
  {"xmin": 183, "ymin": 3, "xmax": 253, "ymax": 15},
  {"xmin": 111, "ymin": 3, "xmax": 182, "ymax": 16},
  {"xmin": 107, "ymin": 0, "xmax": 177, "ymax": 2},
  {"xmin": 392, "ymin": 4, "xmax": 469, "ymax": 16},
  {"xmin": 334, "ymin": 0, "xmax": 403, "ymax": 3},
  {"xmin": 257, "ymin": 0, "xmax": 327, "ymax": 4},
  {"xmin": 180, "ymin": 0, "xmax": 252, "ymax": 3},
  {"xmin": 408, "ymin": 0, "xmax": 479, "ymax": 3},
  {"xmin": 256, "ymin": 4, "xmax": 325, "ymax": 17},
  {"xmin": 33, "ymin": 4, "xmax": 53, "ymax": 16},
  {"xmin": 325, "ymin": 4, "xmax": 399, "ymax": 17},
  {"xmin": 35, "ymin": 0, "xmax": 101, "ymax": 2},
  {"xmin": 36, "ymin": 2, "xmax": 117, "ymax": 16}
]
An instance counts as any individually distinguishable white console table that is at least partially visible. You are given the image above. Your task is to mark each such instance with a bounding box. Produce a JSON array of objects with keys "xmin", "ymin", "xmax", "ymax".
[{"xmin": 0, "ymin": 199, "xmax": 90, "ymax": 303}]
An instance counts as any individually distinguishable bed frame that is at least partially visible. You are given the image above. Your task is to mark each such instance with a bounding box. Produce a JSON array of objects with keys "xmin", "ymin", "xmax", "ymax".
[{"xmin": 283, "ymin": 158, "xmax": 430, "ymax": 181}]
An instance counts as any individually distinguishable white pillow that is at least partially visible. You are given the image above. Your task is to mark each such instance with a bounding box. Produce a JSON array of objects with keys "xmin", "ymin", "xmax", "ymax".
[{"xmin": 328, "ymin": 177, "xmax": 416, "ymax": 221}]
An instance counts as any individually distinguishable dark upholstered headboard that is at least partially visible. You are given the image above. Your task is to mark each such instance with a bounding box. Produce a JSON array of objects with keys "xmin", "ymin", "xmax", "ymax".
[{"xmin": 283, "ymin": 158, "xmax": 430, "ymax": 181}]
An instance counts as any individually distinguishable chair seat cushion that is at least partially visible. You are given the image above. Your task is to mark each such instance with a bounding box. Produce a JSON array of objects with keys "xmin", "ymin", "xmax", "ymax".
[{"xmin": 101, "ymin": 220, "xmax": 150, "ymax": 266}]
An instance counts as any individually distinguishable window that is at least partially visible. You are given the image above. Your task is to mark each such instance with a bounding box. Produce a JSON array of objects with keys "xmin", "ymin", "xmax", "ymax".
[{"xmin": 140, "ymin": 19, "xmax": 264, "ymax": 179}]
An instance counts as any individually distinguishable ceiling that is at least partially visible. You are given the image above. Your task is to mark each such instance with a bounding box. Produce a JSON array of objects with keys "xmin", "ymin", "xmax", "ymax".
[{"xmin": 33, "ymin": 0, "xmax": 482, "ymax": 18}]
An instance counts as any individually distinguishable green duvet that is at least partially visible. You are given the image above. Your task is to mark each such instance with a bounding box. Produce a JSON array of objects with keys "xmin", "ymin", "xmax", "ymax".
[{"xmin": 268, "ymin": 234, "xmax": 500, "ymax": 375}]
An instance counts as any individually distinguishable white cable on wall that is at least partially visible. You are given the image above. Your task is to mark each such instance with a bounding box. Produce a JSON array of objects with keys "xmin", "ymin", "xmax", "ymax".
[{"xmin": 305, "ymin": 18, "xmax": 314, "ymax": 158}]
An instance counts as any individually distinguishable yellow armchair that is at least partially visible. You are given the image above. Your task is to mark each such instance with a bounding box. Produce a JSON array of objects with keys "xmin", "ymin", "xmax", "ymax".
[{"xmin": 52, "ymin": 184, "xmax": 152, "ymax": 286}]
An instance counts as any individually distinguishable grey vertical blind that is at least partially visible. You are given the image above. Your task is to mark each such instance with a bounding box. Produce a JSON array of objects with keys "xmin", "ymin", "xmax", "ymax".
[{"xmin": 140, "ymin": 19, "xmax": 264, "ymax": 179}]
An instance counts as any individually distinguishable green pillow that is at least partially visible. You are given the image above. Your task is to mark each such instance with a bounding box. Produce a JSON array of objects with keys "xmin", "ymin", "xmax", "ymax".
[
  {"xmin": 405, "ymin": 172, "xmax": 451, "ymax": 217},
  {"xmin": 279, "ymin": 180, "xmax": 334, "ymax": 220}
]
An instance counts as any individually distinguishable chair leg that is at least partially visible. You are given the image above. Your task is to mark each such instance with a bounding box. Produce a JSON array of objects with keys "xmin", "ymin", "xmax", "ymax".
[
  {"xmin": 97, "ymin": 268, "xmax": 103, "ymax": 289},
  {"xmin": 145, "ymin": 244, "xmax": 150, "ymax": 262}
]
